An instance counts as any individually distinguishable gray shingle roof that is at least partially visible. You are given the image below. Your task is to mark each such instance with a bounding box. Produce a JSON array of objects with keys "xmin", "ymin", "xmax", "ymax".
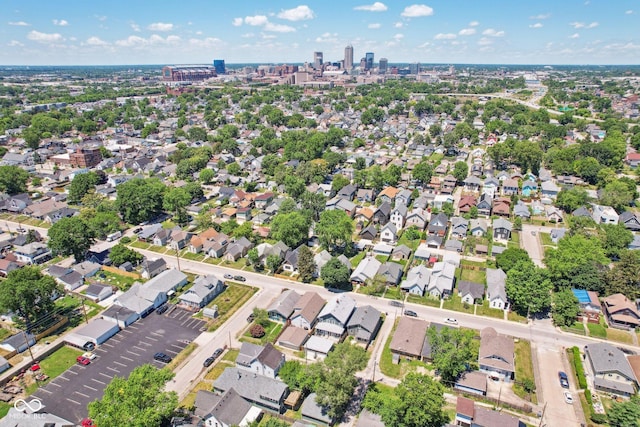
[
  {"xmin": 586, "ymin": 343, "xmax": 636, "ymax": 382},
  {"xmin": 214, "ymin": 367, "xmax": 288, "ymax": 411}
]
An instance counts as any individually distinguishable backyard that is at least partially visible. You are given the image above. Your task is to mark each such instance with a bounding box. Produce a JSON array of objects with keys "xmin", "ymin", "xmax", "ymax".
[
  {"xmin": 242, "ymin": 320, "xmax": 284, "ymax": 345},
  {"xmin": 26, "ymin": 345, "xmax": 83, "ymax": 394},
  {"xmin": 513, "ymin": 339, "xmax": 537, "ymax": 403},
  {"xmin": 203, "ymin": 282, "xmax": 258, "ymax": 332}
]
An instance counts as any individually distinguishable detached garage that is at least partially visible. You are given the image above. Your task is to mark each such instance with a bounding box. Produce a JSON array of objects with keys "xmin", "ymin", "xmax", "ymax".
[{"xmin": 65, "ymin": 318, "xmax": 119, "ymax": 349}]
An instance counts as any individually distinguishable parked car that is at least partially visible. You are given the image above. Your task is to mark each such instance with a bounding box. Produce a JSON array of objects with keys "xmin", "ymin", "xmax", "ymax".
[
  {"xmin": 389, "ymin": 300, "xmax": 403, "ymax": 307},
  {"xmin": 247, "ymin": 313, "xmax": 255, "ymax": 323},
  {"xmin": 156, "ymin": 304, "xmax": 169, "ymax": 315},
  {"xmin": 82, "ymin": 352, "xmax": 97, "ymax": 360},
  {"xmin": 76, "ymin": 356, "xmax": 91, "ymax": 366},
  {"xmin": 154, "ymin": 352, "xmax": 172, "ymax": 363},
  {"xmin": 558, "ymin": 371, "xmax": 569, "ymax": 388},
  {"xmin": 16, "ymin": 228, "xmax": 26, "ymax": 233},
  {"xmin": 563, "ymin": 391, "xmax": 573, "ymax": 404},
  {"xmin": 203, "ymin": 357, "xmax": 216, "ymax": 367},
  {"xmin": 531, "ymin": 230, "xmax": 537, "ymax": 236},
  {"xmin": 212, "ymin": 348, "xmax": 224, "ymax": 359},
  {"xmin": 444, "ymin": 317, "xmax": 458, "ymax": 325},
  {"xmin": 404, "ymin": 310, "xmax": 418, "ymax": 317},
  {"xmin": 233, "ymin": 275, "xmax": 246, "ymax": 282},
  {"xmin": 133, "ymin": 227, "xmax": 142, "ymax": 234},
  {"xmin": 224, "ymin": 274, "xmax": 234, "ymax": 280}
]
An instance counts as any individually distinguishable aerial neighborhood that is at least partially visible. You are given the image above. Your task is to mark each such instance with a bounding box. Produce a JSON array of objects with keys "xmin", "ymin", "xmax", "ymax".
[{"xmin": 0, "ymin": 59, "xmax": 639, "ymax": 427}]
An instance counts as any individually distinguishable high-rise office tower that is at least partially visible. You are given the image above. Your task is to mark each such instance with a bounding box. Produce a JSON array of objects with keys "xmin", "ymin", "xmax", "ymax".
[
  {"xmin": 344, "ymin": 45, "xmax": 354, "ymax": 70},
  {"xmin": 409, "ymin": 62, "xmax": 421, "ymax": 74},
  {"xmin": 365, "ymin": 52, "xmax": 374, "ymax": 71},
  {"xmin": 314, "ymin": 52, "xmax": 323, "ymax": 70},
  {"xmin": 213, "ymin": 59, "xmax": 226, "ymax": 75},
  {"xmin": 379, "ymin": 58, "xmax": 388, "ymax": 74}
]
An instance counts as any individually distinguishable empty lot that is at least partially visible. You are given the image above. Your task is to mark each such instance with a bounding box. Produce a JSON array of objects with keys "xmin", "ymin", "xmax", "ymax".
[{"xmin": 32, "ymin": 306, "xmax": 205, "ymax": 423}]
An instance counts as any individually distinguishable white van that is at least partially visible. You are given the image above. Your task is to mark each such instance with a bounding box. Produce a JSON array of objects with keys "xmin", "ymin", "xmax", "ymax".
[{"xmin": 106, "ymin": 231, "xmax": 122, "ymax": 242}]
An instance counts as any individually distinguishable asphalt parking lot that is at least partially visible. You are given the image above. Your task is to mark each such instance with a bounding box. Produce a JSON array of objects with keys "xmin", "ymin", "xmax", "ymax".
[{"xmin": 32, "ymin": 305, "xmax": 206, "ymax": 423}]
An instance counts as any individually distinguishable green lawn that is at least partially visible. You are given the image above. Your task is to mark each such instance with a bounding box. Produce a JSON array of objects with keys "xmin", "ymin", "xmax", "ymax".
[
  {"xmin": 221, "ymin": 348, "xmax": 239, "ymax": 363},
  {"xmin": 350, "ymin": 252, "xmax": 366, "ymax": 268},
  {"xmin": 95, "ymin": 270, "xmax": 139, "ymax": 291},
  {"xmin": 510, "ymin": 231, "xmax": 521, "ymax": 247},
  {"xmin": 377, "ymin": 319, "xmax": 431, "ymax": 379},
  {"xmin": 476, "ymin": 301, "xmax": 505, "ymax": 319},
  {"xmin": 606, "ymin": 328, "xmax": 633, "ymax": 344},
  {"xmin": 459, "ymin": 267, "xmax": 486, "ymax": 284},
  {"xmin": 396, "ymin": 233, "xmax": 420, "ymax": 250},
  {"xmin": 243, "ymin": 321, "xmax": 284, "ymax": 345},
  {"xmin": 166, "ymin": 342, "xmax": 198, "ymax": 371},
  {"xmin": 383, "ymin": 287, "xmax": 404, "ymax": 300},
  {"xmin": 27, "ymin": 346, "xmax": 83, "ymax": 393},
  {"xmin": 507, "ymin": 311, "xmax": 528, "ymax": 323},
  {"xmin": 129, "ymin": 240, "xmax": 151, "ymax": 250},
  {"xmin": 206, "ymin": 282, "xmax": 258, "ymax": 332},
  {"xmin": 374, "ymin": 255, "xmax": 389, "ymax": 263},
  {"xmin": 0, "ymin": 328, "xmax": 11, "ymax": 341},
  {"xmin": 0, "ymin": 402, "xmax": 11, "ymax": 418},
  {"xmin": 513, "ymin": 339, "xmax": 537, "ymax": 404},
  {"xmin": 561, "ymin": 322, "xmax": 587, "ymax": 336},
  {"xmin": 442, "ymin": 296, "xmax": 475, "ymax": 315},
  {"xmin": 539, "ymin": 232, "xmax": 555, "ymax": 247},
  {"xmin": 407, "ymin": 294, "xmax": 441, "ymax": 308},
  {"xmin": 181, "ymin": 252, "xmax": 206, "ymax": 261},
  {"xmin": 587, "ymin": 322, "xmax": 607, "ymax": 338},
  {"xmin": 220, "ymin": 258, "xmax": 248, "ymax": 270}
]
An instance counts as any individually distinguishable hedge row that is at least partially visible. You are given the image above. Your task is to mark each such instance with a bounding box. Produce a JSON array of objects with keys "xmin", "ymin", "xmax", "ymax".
[{"xmin": 572, "ymin": 346, "xmax": 588, "ymax": 389}]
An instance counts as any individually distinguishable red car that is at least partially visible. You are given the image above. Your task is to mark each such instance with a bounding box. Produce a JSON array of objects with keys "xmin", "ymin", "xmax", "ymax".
[{"xmin": 76, "ymin": 356, "xmax": 91, "ymax": 365}]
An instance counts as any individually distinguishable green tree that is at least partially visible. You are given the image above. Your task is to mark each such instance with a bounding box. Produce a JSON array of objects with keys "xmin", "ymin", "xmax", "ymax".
[
  {"xmin": 363, "ymin": 373, "xmax": 448, "ymax": 427},
  {"xmin": 495, "ymin": 247, "xmax": 531, "ymax": 272},
  {"xmin": 68, "ymin": 172, "xmax": 98, "ymax": 205},
  {"xmin": 555, "ymin": 187, "xmax": 589, "ymax": 213},
  {"xmin": 321, "ymin": 257, "xmax": 351, "ymax": 290},
  {"xmin": 270, "ymin": 212, "xmax": 310, "ymax": 248},
  {"xmin": 297, "ymin": 245, "xmax": 316, "ymax": 283},
  {"xmin": 48, "ymin": 217, "xmax": 95, "ymax": 262},
  {"xmin": 452, "ymin": 161, "xmax": 469, "ymax": 183},
  {"xmin": 598, "ymin": 223, "xmax": 634, "ymax": 259},
  {"xmin": 551, "ymin": 289, "xmax": 580, "ymax": 327},
  {"xmin": 163, "ymin": 186, "xmax": 191, "ymax": 225},
  {"xmin": 266, "ymin": 254, "xmax": 283, "ymax": 273},
  {"xmin": 199, "ymin": 168, "xmax": 214, "ymax": 184},
  {"xmin": 252, "ymin": 307, "xmax": 270, "ymax": 328},
  {"xmin": 600, "ymin": 179, "xmax": 635, "ymax": 212},
  {"xmin": 607, "ymin": 395, "xmax": 640, "ymax": 427},
  {"xmin": 505, "ymin": 261, "xmax": 552, "ymax": 317},
  {"xmin": 316, "ymin": 210, "xmax": 354, "ymax": 252},
  {"xmin": 278, "ymin": 360, "xmax": 305, "ymax": 391},
  {"xmin": 188, "ymin": 126, "xmax": 207, "ymax": 141},
  {"xmin": 331, "ymin": 174, "xmax": 350, "ymax": 193},
  {"xmin": 0, "ymin": 165, "xmax": 29, "ymax": 195},
  {"xmin": 544, "ymin": 234, "xmax": 609, "ymax": 290},
  {"xmin": 0, "ymin": 267, "xmax": 60, "ymax": 332},
  {"xmin": 412, "ymin": 160, "xmax": 433, "ymax": 185},
  {"xmin": 81, "ymin": 210, "xmax": 121, "ymax": 239},
  {"xmin": 426, "ymin": 326, "xmax": 478, "ymax": 383},
  {"xmin": 246, "ymin": 248, "xmax": 261, "ymax": 268},
  {"xmin": 606, "ymin": 250, "xmax": 640, "ymax": 299},
  {"xmin": 109, "ymin": 244, "xmax": 143, "ymax": 266},
  {"xmin": 88, "ymin": 364, "xmax": 178, "ymax": 427},
  {"xmin": 116, "ymin": 178, "xmax": 166, "ymax": 225}
]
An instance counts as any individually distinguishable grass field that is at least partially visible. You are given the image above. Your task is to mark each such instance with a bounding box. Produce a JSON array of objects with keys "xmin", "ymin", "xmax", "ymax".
[
  {"xmin": 26, "ymin": 346, "xmax": 83, "ymax": 394},
  {"xmin": 513, "ymin": 339, "xmax": 537, "ymax": 403},
  {"xmin": 475, "ymin": 301, "xmax": 505, "ymax": 319},
  {"xmin": 587, "ymin": 322, "xmax": 607, "ymax": 338},
  {"xmin": 605, "ymin": 328, "xmax": 633, "ymax": 344},
  {"xmin": 243, "ymin": 321, "xmax": 284, "ymax": 345},
  {"xmin": 166, "ymin": 342, "xmax": 198, "ymax": 371},
  {"xmin": 206, "ymin": 282, "xmax": 258, "ymax": 332},
  {"xmin": 350, "ymin": 252, "xmax": 366, "ymax": 268},
  {"xmin": 407, "ymin": 294, "xmax": 441, "ymax": 308},
  {"xmin": 459, "ymin": 267, "xmax": 486, "ymax": 284},
  {"xmin": 442, "ymin": 296, "xmax": 475, "ymax": 315}
]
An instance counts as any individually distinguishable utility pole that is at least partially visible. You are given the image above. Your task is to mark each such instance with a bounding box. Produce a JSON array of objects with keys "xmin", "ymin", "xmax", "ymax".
[
  {"xmin": 81, "ymin": 298, "xmax": 89, "ymax": 324},
  {"xmin": 23, "ymin": 330, "xmax": 35, "ymax": 363},
  {"xmin": 538, "ymin": 402, "xmax": 547, "ymax": 427},
  {"xmin": 175, "ymin": 248, "xmax": 181, "ymax": 272}
]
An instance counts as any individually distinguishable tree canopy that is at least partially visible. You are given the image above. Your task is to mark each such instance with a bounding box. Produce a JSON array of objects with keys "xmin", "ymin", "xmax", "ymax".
[
  {"xmin": 115, "ymin": 177, "xmax": 166, "ymax": 225},
  {"xmin": 551, "ymin": 289, "xmax": 581, "ymax": 327},
  {"xmin": 495, "ymin": 247, "xmax": 531, "ymax": 272},
  {"xmin": 316, "ymin": 210, "xmax": 354, "ymax": 252},
  {"xmin": 505, "ymin": 260, "xmax": 552, "ymax": 316},
  {"xmin": 68, "ymin": 171, "xmax": 98, "ymax": 205},
  {"xmin": 544, "ymin": 234, "xmax": 608, "ymax": 291},
  {"xmin": 0, "ymin": 165, "xmax": 29, "ymax": 195},
  {"xmin": 426, "ymin": 326, "xmax": 478, "ymax": 383},
  {"xmin": 270, "ymin": 211, "xmax": 310, "ymax": 248},
  {"xmin": 109, "ymin": 244, "xmax": 143, "ymax": 266},
  {"xmin": 48, "ymin": 216, "xmax": 95, "ymax": 262}
]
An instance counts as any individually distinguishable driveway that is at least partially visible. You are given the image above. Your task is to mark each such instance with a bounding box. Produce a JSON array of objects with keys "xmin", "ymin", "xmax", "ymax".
[
  {"xmin": 32, "ymin": 306, "xmax": 205, "ymax": 423},
  {"xmin": 520, "ymin": 224, "xmax": 545, "ymax": 267}
]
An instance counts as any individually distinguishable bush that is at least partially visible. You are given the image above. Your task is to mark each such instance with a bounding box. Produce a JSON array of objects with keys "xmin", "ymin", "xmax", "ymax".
[
  {"xmin": 250, "ymin": 324, "xmax": 265, "ymax": 338},
  {"xmin": 584, "ymin": 389, "xmax": 592, "ymax": 404},
  {"xmin": 571, "ymin": 347, "xmax": 588, "ymax": 389},
  {"xmin": 120, "ymin": 236, "xmax": 131, "ymax": 244},
  {"xmin": 590, "ymin": 413, "xmax": 607, "ymax": 424}
]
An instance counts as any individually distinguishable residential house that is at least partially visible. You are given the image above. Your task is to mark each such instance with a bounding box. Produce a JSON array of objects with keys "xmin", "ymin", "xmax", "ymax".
[
  {"xmin": 476, "ymin": 193, "xmax": 493, "ymax": 216},
  {"xmin": 501, "ymin": 178, "xmax": 519, "ymax": 196},
  {"xmin": 376, "ymin": 262, "xmax": 403, "ymax": 286},
  {"xmin": 314, "ymin": 294, "xmax": 356, "ymax": 340},
  {"xmin": 591, "ymin": 204, "xmax": 619, "ymax": 225},
  {"xmin": 463, "ymin": 176, "xmax": 482, "ymax": 192},
  {"xmin": 194, "ymin": 389, "xmax": 262, "ymax": 427},
  {"xmin": 0, "ymin": 258, "xmax": 22, "ymax": 277},
  {"xmin": 178, "ymin": 274, "xmax": 225, "ymax": 309},
  {"xmin": 137, "ymin": 223, "xmax": 163, "ymax": 242},
  {"xmin": 268, "ymin": 289, "xmax": 301, "ymax": 322},
  {"xmin": 290, "ymin": 292, "xmax": 326, "ymax": 330},
  {"xmin": 377, "ymin": 186, "xmax": 399, "ymax": 205},
  {"xmin": 346, "ymin": 305, "xmax": 382, "ymax": 345},
  {"xmin": 585, "ymin": 343, "xmax": 638, "ymax": 397},
  {"xmin": 619, "ymin": 211, "xmax": 640, "ymax": 232},
  {"xmin": 355, "ymin": 188, "xmax": 376, "ymax": 204},
  {"xmin": 486, "ymin": 268, "xmax": 508, "ymax": 310},
  {"xmin": 400, "ymin": 264, "xmax": 431, "ymax": 296},
  {"xmin": 492, "ymin": 197, "xmax": 511, "ymax": 217},
  {"xmin": 1, "ymin": 193, "xmax": 31, "ymax": 213},
  {"xmin": 458, "ymin": 281, "xmax": 485, "ymax": 305},
  {"xmin": 282, "ymin": 246, "xmax": 302, "ymax": 274},
  {"xmin": 550, "ymin": 228, "xmax": 567, "ymax": 244},
  {"xmin": 354, "ymin": 207, "xmax": 374, "ymax": 225},
  {"xmin": 450, "ymin": 217, "xmax": 469, "ymax": 239},
  {"xmin": 372, "ymin": 202, "xmax": 391, "ymax": 225},
  {"xmin": 152, "ymin": 228, "xmax": 172, "ymax": 246},
  {"xmin": 337, "ymin": 184, "xmax": 357, "ymax": 201},
  {"xmin": 405, "ymin": 208, "xmax": 427, "ymax": 230},
  {"xmin": 454, "ymin": 372, "xmax": 488, "ymax": 397},
  {"xmin": 141, "ymin": 258, "xmax": 167, "ymax": 279},
  {"xmin": 224, "ymin": 237, "xmax": 253, "ymax": 262},
  {"xmin": 482, "ymin": 177, "xmax": 499, "ymax": 198},
  {"xmin": 470, "ymin": 219, "xmax": 488, "ymax": 237},
  {"xmin": 57, "ymin": 270, "xmax": 83, "ymax": 291},
  {"xmin": 380, "ymin": 222, "xmax": 398, "ymax": 244},
  {"xmin": 455, "ymin": 396, "xmax": 520, "ymax": 427},
  {"xmin": 214, "ymin": 368, "xmax": 289, "ymax": 413},
  {"xmin": 301, "ymin": 393, "xmax": 333, "ymax": 427},
  {"xmin": 389, "ymin": 204, "xmax": 407, "ymax": 231},
  {"xmin": 236, "ymin": 342, "xmax": 285, "ymax": 379},
  {"xmin": 625, "ymin": 152, "xmax": 640, "ymax": 169},
  {"xmin": 458, "ymin": 195, "xmax": 477, "ymax": 214},
  {"xmin": 391, "ymin": 244, "xmax": 412, "ymax": 261},
  {"xmin": 572, "ymin": 289, "xmax": 601, "ymax": 323},
  {"xmin": 545, "ymin": 205, "xmax": 564, "ymax": 223},
  {"xmin": 358, "ymin": 225, "xmax": 377, "ymax": 241},
  {"xmin": 277, "ymin": 326, "xmax": 309, "ymax": 351},
  {"xmin": 236, "ymin": 207, "xmax": 252, "ymax": 223},
  {"xmin": 13, "ymin": 242, "xmax": 51, "ymax": 265},
  {"xmin": 427, "ymin": 213, "xmax": 448, "ymax": 236},
  {"xmin": 254, "ymin": 192, "xmax": 274, "ymax": 209},
  {"xmin": 492, "ymin": 218, "xmax": 512, "ymax": 241},
  {"xmin": 425, "ymin": 234, "xmax": 443, "ymax": 249},
  {"xmin": 350, "ymin": 256, "xmax": 382, "ymax": 285},
  {"xmin": 478, "ymin": 327, "xmax": 515, "ymax": 381},
  {"xmin": 513, "ymin": 201, "xmax": 531, "ymax": 219},
  {"xmin": 602, "ymin": 293, "xmax": 640, "ymax": 329},
  {"xmin": 540, "ymin": 180, "xmax": 560, "ymax": 200},
  {"xmin": 325, "ymin": 196, "xmax": 356, "ymax": 218},
  {"xmin": 426, "ymin": 261, "xmax": 456, "ymax": 298},
  {"xmin": 389, "ymin": 317, "xmax": 428, "ymax": 363},
  {"xmin": 521, "ymin": 180, "xmax": 538, "ymax": 197},
  {"xmin": 84, "ymin": 283, "xmax": 113, "ymax": 302},
  {"xmin": 114, "ymin": 269, "xmax": 187, "ymax": 317}
]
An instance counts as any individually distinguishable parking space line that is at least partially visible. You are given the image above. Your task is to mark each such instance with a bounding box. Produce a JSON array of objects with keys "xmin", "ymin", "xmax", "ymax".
[
  {"xmin": 83, "ymin": 384, "xmax": 98, "ymax": 392},
  {"xmin": 74, "ymin": 391, "xmax": 90, "ymax": 398},
  {"xmin": 121, "ymin": 355, "xmax": 134, "ymax": 362},
  {"xmin": 114, "ymin": 361, "xmax": 127, "ymax": 367},
  {"xmin": 128, "ymin": 325, "xmax": 139, "ymax": 329},
  {"xmin": 96, "ymin": 348, "xmax": 108, "ymax": 353},
  {"xmin": 50, "ymin": 382, "xmax": 62, "ymax": 388},
  {"xmin": 102, "ymin": 343, "xmax": 114, "ymax": 348},
  {"xmin": 170, "ymin": 344, "xmax": 184, "ymax": 350},
  {"xmin": 139, "ymin": 340, "xmax": 153, "ymax": 346},
  {"xmin": 57, "ymin": 376, "xmax": 69, "ymax": 381},
  {"xmin": 150, "ymin": 331, "xmax": 164, "ymax": 337},
  {"xmin": 99, "ymin": 373, "xmax": 112, "ymax": 380},
  {"xmin": 107, "ymin": 367, "xmax": 120, "ymax": 374},
  {"xmin": 122, "ymin": 329, "xmax": 133, "ymax": 334},
  {"xmin": 91, "ymin": 378, "xmax": 105, "ymax": 385},
  {"xmin": 165, "ymin": 349, "xmax": 179, "ymax": 355},
  {"xmin": 133, "ymin": 345, "xmax": 146, "ymax": 352},
  {"xmin": 66, "ymin": 369, "xmax": 79, "ymax": 375},
  {"xmin": 146, "ymin": 336, "xmax": 158, "ymax": 342},
  {"xmin": 127, "ymin": 350, "xmax": 140, "ymax": 357},
  {"xmin": 38, "ymin": 388, "xmax": 52, "ymax": 394},
  {"xmin": 66, "ymin": 398, "xmax": 81, "ymax": 405}
]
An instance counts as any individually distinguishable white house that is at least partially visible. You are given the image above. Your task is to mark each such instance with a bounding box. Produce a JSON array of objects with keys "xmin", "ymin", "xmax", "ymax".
[{"xmin": 486, "ymin": 268, "xmax": 508, "ymax": 310}]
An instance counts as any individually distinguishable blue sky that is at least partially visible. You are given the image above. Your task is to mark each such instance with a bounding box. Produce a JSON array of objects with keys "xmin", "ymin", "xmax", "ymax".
[{"xmin": 1, "ymin": 1, "xmax": 639, "ymax": 65}]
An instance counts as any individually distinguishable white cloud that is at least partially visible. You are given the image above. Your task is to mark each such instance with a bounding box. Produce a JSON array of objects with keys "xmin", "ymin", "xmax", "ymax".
[
  {"xmin": 147, "ymin": 22, "xmax": 173, "ymax": 31},
  {"xmin": 354, "ymin": 2, "xmax": 388, "ymax": 12},
  {"xmin": 530, "ymin": 13, "xmax": 551, "ymax": 19},
  {"xmin": 8, "ymin": 21, "xmax": 29, "ymax": 26},
  {"xmin": 188, "ymin": 37, "xmax": 223, "ymax": 48},
  {"xmin": 130, "ymin": 23, "xmax": 141, "ymax": 32},
  {"xmin": 434, "ymin": 33, "xmax": 456, "ymax": 40},
  {"xmin": 232, "ymin": 18, "xmax": 243, "ymax": 27},
  {"xmin": 244, "ymin": 15, "xmax": 269, "ymax": 26},
  {"xmin": 241, "ymin": 33, "xmax": 255, "ymax": 38},
  {"xmin": 27, "ymin": 30, "xmax": 63, "ymax": 43},
  {"xmin": 115, "ymin": 34, "xmax": 181, "ymax": 48},
  {"xmin": 368, "ymin": 23, "xmax": 381, "ymax": 29},
  {"xmin": 401, "ymin": 4, "xmax": 434, "ymax": 18},
  {"xmin": 529, "ymin": 23, "xmax": 543, "ymax": 28},
  {"xmin": 394, "ymin": 22, "xmax": 404, "ymax": 28},
  {"xmin": 569, "ymin": 21, "xmax": 597, "ymax": 29},
  {"xmin": 569, "ymin": 33, "xmax": 580, "ymax": 39},
  {"xmin": 482, "ymin": 28, "xmax": 505, "ymax": 37},
  {"xmin": 625, "ymin": 10, "xmax": 634, "ymax": 15},
  {"xmin": 95, "ymin": 15, "xmax": 107, "ymax": 22},
  {"xmin": 393, "ymin": 33, "xmax": 404, "ymax": 40},
  {"xmin": 315, "ymin": 32, "xmax": 338, "ymax": 43},
  {"xmin": 86, "ymin": 36, "xmax": 108, "ymax": 46},
  {"xmin": 264, "ymin": 22, "xmax": 295, "ymax": 32},
  {"xmin": 52, "ymin": 19, "xmax": 68, "ymax": 26},
  {"xmin": 277, "ymin": 5, "xmax": 315, "ymax": 21},
  {"xmin": 469, "ymin": 21, "xmax": 479, "ymax": 27},
  {"xmin": 478, "ymin": 37, "xmax": 493, "ymax": 46},
  {"xmin": 586, "ymin": 22, "xmax": 599, "ymax": 28},
  {"xmin": 261, "ymin": 34, "xmax": 277, "ymax": 40},
  {"xmin": 7, "ymin": 40, "xmax": 24, "ymax": 47},
  {"xmin": 458, "ymin": 28, "xmax": 476, "ymax": 36}
]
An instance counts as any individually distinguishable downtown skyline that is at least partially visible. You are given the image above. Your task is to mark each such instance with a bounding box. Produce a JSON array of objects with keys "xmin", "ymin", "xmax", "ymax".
[{"xmin": 1, "ymin": 0, "xmax": 639, "ymax": 66}]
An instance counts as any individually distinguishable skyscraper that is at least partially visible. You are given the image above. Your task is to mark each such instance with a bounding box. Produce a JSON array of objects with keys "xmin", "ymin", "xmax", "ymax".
[
  {"xmin": 313, "ymin": 52, "xmax": 323, "ymax": 70},
  {"xmin": 365, "ymin": 52, "xmax": 374, "ymax": 71},
  {"xmin": 344, "ymin": 45, "xmax": 354, "ymax": 70},
  {"xmin": 379, "ymin": 58, "xmax": 388, "ymax": 74},
  {"xmin": 213, "ymin": 59, "xmax": 226, "ymax": 75}
]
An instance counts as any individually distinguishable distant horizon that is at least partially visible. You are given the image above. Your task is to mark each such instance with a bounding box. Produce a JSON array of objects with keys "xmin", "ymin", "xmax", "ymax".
[{"xmin": 1, "ymin": 1, "xmax": 638, "ymax": 66}]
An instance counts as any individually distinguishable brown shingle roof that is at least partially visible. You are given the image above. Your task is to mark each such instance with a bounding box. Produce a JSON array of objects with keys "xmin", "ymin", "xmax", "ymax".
[{"xmin": 389, "ymin": 317, "xmax": 428, "ymax": 358}]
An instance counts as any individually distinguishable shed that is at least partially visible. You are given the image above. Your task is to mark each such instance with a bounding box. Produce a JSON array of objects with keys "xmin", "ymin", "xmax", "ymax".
[
  {"xmin": 101, "ymin": 304, "xmax": 139, "ymax": 328},
  {"xmin": 65, "ymin": 318, "xmax": 119, "ymax": 348}
]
